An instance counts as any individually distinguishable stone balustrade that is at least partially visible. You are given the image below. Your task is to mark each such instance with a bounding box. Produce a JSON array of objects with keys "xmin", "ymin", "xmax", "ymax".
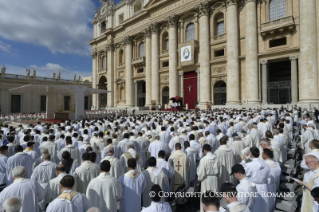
[{"xmin": 261, "ymin": 16, "xmax": 295, "ymax": 37}]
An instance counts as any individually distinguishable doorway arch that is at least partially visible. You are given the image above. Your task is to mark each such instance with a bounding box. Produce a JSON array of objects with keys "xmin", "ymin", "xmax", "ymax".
[{"xmin": 213, "ymin": 81, "xmax": 226, "ymax": 105}]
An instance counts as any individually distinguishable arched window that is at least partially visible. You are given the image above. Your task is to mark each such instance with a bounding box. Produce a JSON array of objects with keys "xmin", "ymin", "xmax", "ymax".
[
  {"xmin": 102, "ymin": 56, "xmax": 106, "ymax": 69},
  {"xmin": 269, "ymin": 0, "xmax": 286, "ymax": 21},
  {"xmin": 139, "ymin": 42, "xmax": 145, "ymax": 57},
  {"xmin": 119, "ymin": 49, "xmax": 124, "ymax": 64},
  {"xmin": 165, "ymin": 39, "xmax": 169, "ymax": 50},
  {"xmin": 215, "ymin": 13, "xmax": 225, "ymax": 36},
  {"xmin": 186, "ymin": 23, "xmax": 195, "ymax": 41}
]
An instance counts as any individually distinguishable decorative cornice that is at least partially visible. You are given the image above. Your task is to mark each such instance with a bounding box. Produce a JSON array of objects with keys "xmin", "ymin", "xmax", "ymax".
[
  {"xmin": 195, "ymin": 0, "xmax": 210, "ymax": 17},
  {"xmin": 123, "ymin": 36, "xmax": 133, "ymax": 46},
  {"xmin": 165, "ymin": 15, "xmax": 178, "ymax": 28},
  {"xmin": 225, "ymin": 0, "xmax": 237, "ymax": 7},
  {"xmin": 149, "ymin": 22, "xmax": 159, "ymax": 34},
  {"xmin": 260, "ymin": 59, "xmax": 268, "ymax": 65},
  {"xmin": 105, "ymin": 44, "xmax": 115, "ymax": 52},
  {"xmin": 141, "ymin": 27, "xmax": 152, "ymax": 38},
  {"xmin": 289, "ymin": 55, "xmax": 298, "ymax": 61}
]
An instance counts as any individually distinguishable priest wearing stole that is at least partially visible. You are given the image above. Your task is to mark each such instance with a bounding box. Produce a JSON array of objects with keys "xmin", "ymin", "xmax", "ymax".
[
  {"xmin": 101, "ymin": 146, "xmax": 124, "ymax": 179},
  {"xmin": 46, "ymin": 175, "xmax": 90, "ymax": 212},
  {"xmin": 86, "ymin": 160, "xmax": 122, "ymax": 212},
  {"xmin": 197, "ymin": 144, "xmax": 220, "ymax": 212},
  {"xmin": 119, "ymin": 158, "xmax": 146, "ymax": 212},
  {"xmin": 168, "ymin": 143, "xmax": 190, "ymax": 191}
]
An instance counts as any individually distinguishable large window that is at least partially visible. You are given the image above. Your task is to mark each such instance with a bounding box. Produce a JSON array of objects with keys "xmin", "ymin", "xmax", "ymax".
[
  {"xmin": 102, "ymin": 56, "xmax": 106, "ymax": 69},
  {"xmin": 216, "ymin": 22, "xmax": 224, "ymax": 35},
  {"xmin": 139, "ymin": 42, "xmax": 145, "ymax": 57},
  {"xmin": 11, "ymin": 95, "xmax": 21, "ymax": 113},
  {"xmin": 119, "ymin": 49, "xmax": 124, "ymax": 64},
  {"xmin": 64, "ymin": 96, "xmax": 71, "ymax": 111},
  {"xmin": 165, "ymin": 39, "xmax": 169, "ymax": 50},
  {"xmin": 186, "ymin": 23, "xmax": 195, "ymax": 41},
  {"xmin": 40, "ymin": 95, "xmax": 46, "ymax": 112},
  {"xmin": 269, "ymin": 0, "xmax": 286, "ymax": 21}
]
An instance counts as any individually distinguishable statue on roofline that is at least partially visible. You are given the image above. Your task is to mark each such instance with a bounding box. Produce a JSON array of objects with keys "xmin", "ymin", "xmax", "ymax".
[{"xmin": 1, "ymin": 64, "xmax": 5, "ymax": 74}]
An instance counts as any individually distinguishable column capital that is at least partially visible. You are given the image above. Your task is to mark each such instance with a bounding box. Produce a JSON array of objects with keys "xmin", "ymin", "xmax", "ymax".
[
  {"xmin": 105, "ymin": 44, "xmax": 115, "ymax": 52},
  {"xmin": 91, "ymin": 51, "xmax": 97, "ymax": 59},
  {"xmin": 149, "ymin": 22, "xmax": 159, "ymax": 34},
  {"xmin": 179, "ymin": 72, "xmax": 184, "ymax": 76},
  {"xmin": 141, "ymin": 28, "xmax": 151, "ymax": 38},
  {"xmin": 244, "ymin": 0, "xmax": 256, "ymax": 4},
  {"xmin": 289, "ymin": 55, "xmax": 298, "ymax": 61},
  {"xmin": 123, "ymin": 36, "xmax": 133, "ymax": 46},
  {"xmin": 225, "ymin": 0, "xmax": 237, "ymax": 7},
  {"xmin": 260, "ymin": 59, "xmax": 268, "ymax": 65},
  {"xmin": 165, "ymin": 15, "xmax": 178, "ymax": 28},
  {"xmin": 196, "ymin": 69, "xmax": 200, "ymax": 74},
  {"xmin": 195, "ymin": 0, "xmax": 210, "ymax": 18}
]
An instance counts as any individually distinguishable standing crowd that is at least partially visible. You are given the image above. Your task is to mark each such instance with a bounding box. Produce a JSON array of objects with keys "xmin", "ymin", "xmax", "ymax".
[{"xmin": 0, "ymin": 106, "xmax": 318, "ymax": 212}]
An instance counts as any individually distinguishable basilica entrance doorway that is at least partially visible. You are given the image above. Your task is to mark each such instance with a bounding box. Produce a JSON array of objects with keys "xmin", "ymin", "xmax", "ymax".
[
  {"xmin": 214, "ymin": 81, "xmax": 226, "ymax": 105},
  {"xmin": 183, "ymin": 71, "xmax": 197, "ymax": 109},
  {"xmin": 97, "ymin": 76, "xmax": 107, "ymax": 108},
  {"xmin": 162, "ymin": 87, "xmax": 169, "ymax": 106},
  {"xmin": 268, "ymin": 60, "xmax": 291, "ymax": 104},
  {"xmin": 137, "ymin": 81, "xmax": 146, "ymax": 107}
]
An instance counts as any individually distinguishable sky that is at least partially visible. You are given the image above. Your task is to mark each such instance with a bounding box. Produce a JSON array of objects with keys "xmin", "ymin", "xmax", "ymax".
[{"xmin": 0, "ymin": 0, "xmax": 122, "ymax": 80}]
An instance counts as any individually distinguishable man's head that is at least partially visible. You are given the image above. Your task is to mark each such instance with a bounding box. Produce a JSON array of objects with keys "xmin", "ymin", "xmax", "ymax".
[
  {"xmin": 0, "ymin": 145, "xmax": 8, "ymax": 155},
  {"xmin": 40, "ymin": 148, "xmax": 49, "ymax": 156},
  {"xmin": 100, "ymin": 160, "xmax": 111, "ymax": 173},
  {"xmin": 311, "ymin": 187, "xmax": 319, "ymax": 204},
  {"xmin": 60, "ymin": 175, "xmax": 75, "ymax": 191},
  {"xmin": 27, "ymin": 142, "xmax": 35, "ymax": 149},
  {"xmin": 157, "ymin": 150, "xmax": 165, "ymax": 159},
  {"xmin": 127, "ymin": 158, "xmax": 137, "ymax": 170},
  {"xmin": 42, "ymin": 154, "xmax": 51, "ymax": 161},
  {"xmin": 148, "ymin": 157, "xmax": 157, "ymax": 167},
  {"xmin": 305, "ymin": 155, "xmax": 319, "ymax": 171},
  {"xmin": 219, "ymin": 137, "xmax": 227, "ymax": 146},
  {"xmin": 220, "ymin": 182, "xmax": 238, "ymax": 204},
  {"xmin": 3, "ymin": 197, "xmax": 22, "ymax": 212},
  {"xmin": 55, "ymin": 164, "xmax": 66, "ymax": 176},
  {"xmin": 184, "ymin": 141, "xmax": 190, "ymax": 149},
  {"xmin": 175, "ymin": 143, "xmax": 182, "ymax": 150},
  {"xmin": 150, "ymin": 184, "xmax": 162, "ymax": 202},
  {"xmin": 311, "ymin": 140, "xmax": 319, "ymax": 150},
  {"xmin": 201, "ymin": 191, "xmax": 220, "ymax": 212},
  {"xmin": 11, "ymin": 166, "xmax": 26, "ymax": 180},
  {"xmin": 82, "ymin": 153, "xmax": 90, "ymax": 162},
  {"xmin": 202, "ymin": 144, "xmax": 211, "ymax": 155},
  {"xmin": 7, "ymin": 136, "xmax": 14, "ymax": 143},
  {"xmin": 262, "ymin": 148, "xmax": 274, "ymax": 160},
  {"xmin": 14, "ymin": 145, "xmax": 23, "ymax": 154},
  {"xmin": 231, "ymin": 164, "xmax": 246, "ymax": 181},
  {"xmin": 250, "ymin": 147, "xmax": 259, "ymax": 158},
  {"xmin": 107, "ymin": 146, "xmax": 114, "ymax": 156},
  {"xmin": 260, "ymin": 138, "xmax": 270, "ymax": 149},
  {"xmin": 189, "ymin": 134, "xmax": 195, "ymax": 141}
]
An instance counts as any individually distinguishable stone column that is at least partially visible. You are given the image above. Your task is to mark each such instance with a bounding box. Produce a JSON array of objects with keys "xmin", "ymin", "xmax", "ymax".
[
  {"xmin": 134, "ymin": 81, "xmax": 137, "ymax": 107},
  {"xmin": 91, "ymin": 52, "xmax": 97, "ymax": 109},
  {"xmin": 166, "ymin": 15, "xmax": 178, "ymax": 98},
  {"xmin": 245, "ymin": 0, "xmax": 259, "ymax": 104},
  {"xmin": 124, "ymin": 36, "xmax": 134, "ymax": 107},
  {"xmin": 290, "ymin": 56, "xmax": 298, "ymax": 103},
  {"xmin": 179, "ymin": 73, "xmax": 184, "ymax": 98},
  {"xmin": 106, "ymin": 44, "xmax": 115, "ymax": 107},
  {"xmin": 0, "ymin": 88, "xmax": 7, "ymax": 114},
  {"xmin": 142, "ymin": 28, "xmax": 152, "ymax": 107},
  {"xmin": 75, "ymin": 87, "xmax": 85, "ymax": 120},
  {"xmin": 226, "ymin": 0, "xmax": 240, "ymax": 104},
  {"xmin": 299, "ymin": 0, "xmax": 319, "ymax": 102},
  {"xmin": 196, "ymin": 69, "xmax": 200, "ymax": 102},
  {"xmin": 260, "ymin": 60, "xmax": 268, "ymax": 104},
  {"xmin": 196, "ymin": 1, "xmax": 211, "ymax": 107},
  {"xmin": 150, "ymin": 23, "xmax": 160, "ymax": 105}
]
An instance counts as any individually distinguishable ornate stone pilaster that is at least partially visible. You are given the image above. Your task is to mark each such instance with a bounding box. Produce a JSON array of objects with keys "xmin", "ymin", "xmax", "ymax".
[
  {"xmin": 125, "ymin": 36, "xmax": 134, "ymax": 107},
  {"xmin": 141, "ymin": 27, "xmax": 151, "ymax": 39},
  {"xmin": 123, "ymin": 36, "xmax": 133, "ymax": 46},
  {"xmin": 179, "ymin": 73, "xmax": 184, "ymax": 98},
  {"xmin": 299, "ymin": 0, "xmax": 318, "ymax": 102},
  {"xmin": 143, "ymin": 26, "xmax": 152, "ymax": 106},
  {"xmin": 225, "ymin": 0, "xmax": 237, "ymax": 7},
  {"xmin": 196, "ymin": 69, "xmax": 200, "ymax": 102},
  {"xmin": 166, "ymin": 15, "xmax": 178, "ymax": 99},
  {"xmin": 149, "ymin": 22, "xmax": 159, "ymax": 34},
  {"xmin": 106, "ymin": 44, "xmax": 115, "ymax": 107},
  {"xmin": 260, "ymin": 60, "xmax": 268, "ymax": 104},
  {"xmin": 289, "ymin": 56, "xmax": 298, "ymax": 103},
  {"xmin": 105, "ymin": 44, "xmax": 115, "ymax": 52},
  {"xmin": 151, "ymin": 22, "xmax": 160, "ymax": 105},
  {"xmin": 245, "ymin": 0, "xmax": 259, "ymax": 104},
  {"xmin": 195, "ymin": 0, "xmax": 210, "ymax": 17}
]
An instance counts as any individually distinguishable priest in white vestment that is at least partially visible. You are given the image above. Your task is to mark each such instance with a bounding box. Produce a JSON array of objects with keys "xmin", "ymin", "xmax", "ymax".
[
  {"xmin": 214, "ymin": 138, "xmax": 235, "ymax": 185},
  {"xmin": 86, "ymin": 160, "xmax": 122, "ymax": 212},
  {"xmin": 241, "ymin": 147, "xmax": 270, "ymax": 212},
  {"xmin": 40, "ymin": 135, "xmax": 58, "ymax": 163},
  {"xmin": 148, "ymin": 135, "xmax": 168, "ymax": 159},
  {"xmin": 168, "ymin": 143, "xmax": 190, "ymax": 191},
  {"xmin": 23, "ymin": 142, "xmax": 39, "ymax": 162},
  {"xmin": 57, "ymin": 138, "xmax": 81, "ymax": 163},
  {"xmin": 0, "ymin": 166, "xmax": 44, "ymax": 212},
  {"xmin": 142, "ymin": 157, "xmax": 169, "ymax": 207},
  {"xmin": 302, "ymin": 125, "xmax": 316, "ymax": 154},
  {"xmin": 46, "ymin": 175, "xmax": 90, "ymax": 212},
  {"xmin": 197, "ymin": 144, "xmax": 220, "ymax": 212},
  {"xmin": 231, "ymin": 135, "xmax": 246, "ymax": 164},
  {"xmin": 221, "ymin": 182, "xmax": 251, "ymax": 212},
  {"xmin": 101, "ymin": 146, "xmax": 124, "ymax": 179},
  {"xmin": 242, "ymin": 130, "xmax": 254, "ymax": 148},
  {"xmin": 248, "ymin": 125, "xmax": 260, "ymax": 148},
  {"xmin": 73, "ymin": 153, "xmax": 100, "ymax": 194},
  {"xmin": 0, "ymin": 146, "xmax": 8, "ymax": 191},
  {"xmin": 184, "ymin": 141, "xmax": 197, "ymax": 185},
  {"xmin": 141, "ymin": 184, "xmax": 172, "ymax": 212},
  {"xmin": 262, "ymin": 148, "xmax": 281, "ymax": 211},
  {"xmin": 231, "ymin": 164, "xmax": 258, "ymax": 212},
  {"xmin": 119, "ymin": 158, "xmax": 146, "ymax": 212},
  {"xmin": 6, "ymin": 145, "xmax": 33, "ymax": 185},
  {"xmin": 120, "ymin": 145, "xmax": 144, "ymax": 172},
  {"xmin": 117, "ymin": 133, "xmax": 134, "ymax": 156}
]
